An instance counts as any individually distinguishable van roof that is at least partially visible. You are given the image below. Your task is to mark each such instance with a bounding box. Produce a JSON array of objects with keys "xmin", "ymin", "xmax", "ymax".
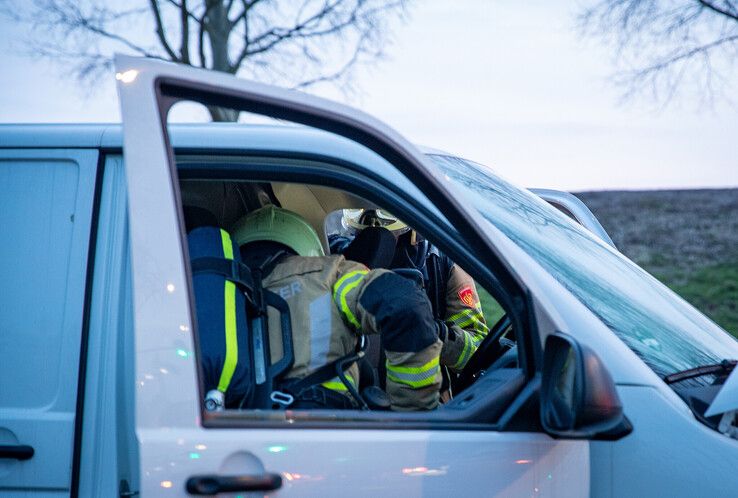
[
  {"xmin": 0, "ymin": 122, "xmax": 349, "ymax": 150},
  {"xmin": 0, "ymin": 123, "xmax": 439, "ymax": 201},
  {"xmin": 0, "ymin": 122, "xmax": 451, "ymax": 158}
]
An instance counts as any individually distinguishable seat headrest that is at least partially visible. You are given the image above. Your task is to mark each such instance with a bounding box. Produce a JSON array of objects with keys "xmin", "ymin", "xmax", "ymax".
[
  {"xmin": 183, "ymin": 205, "xmax": 219, "ymax": 233},
  {"xmin": 343, "ymin": 226, "xmax": 397, "ymax": 269}
]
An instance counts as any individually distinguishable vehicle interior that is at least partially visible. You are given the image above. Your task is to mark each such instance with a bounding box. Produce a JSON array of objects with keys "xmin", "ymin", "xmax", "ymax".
[{"xmin": 178, "ymin": 177, "xmax": 529, "ymax": 426}]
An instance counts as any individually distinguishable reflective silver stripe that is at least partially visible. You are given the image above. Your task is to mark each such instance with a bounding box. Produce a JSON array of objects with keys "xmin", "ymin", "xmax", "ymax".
[
  {"xmin": 386, "ymin": 360, "xmax": 440, "ymax": 388},
  {"xmin": 252, "ymin": 318, "xmax": 267, "ymax": 385},
  {"xmin": 308, "ymin": 293, "xmax": 332, "ymax": 370}
]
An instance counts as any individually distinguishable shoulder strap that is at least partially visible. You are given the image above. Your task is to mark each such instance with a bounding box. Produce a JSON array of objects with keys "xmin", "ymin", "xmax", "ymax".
[
  {"xmin": 256, "ymin": 249, "xmax": 290, "ymax": 277},
  {"xmin": 278, "ymin": 338, "xmax": 369, "ymax": 410},
  {"xmin": 249, "ymin": 259, "xmax": 295, "ymax": 409},
  {"xmin": 191, "ymin": 257, "xmax": 254, "ymax": 295},
  {"xmin": 280, "ymin": 354, "xmax": 351, "ymax": 396}
]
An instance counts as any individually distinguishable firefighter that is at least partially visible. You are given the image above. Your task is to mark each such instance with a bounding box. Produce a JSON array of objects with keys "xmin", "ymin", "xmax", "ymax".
[
  {"xmin": 338, "ymin": 209, "xmax": 489, "ymax": 373},
  {"xmin": 231, "ymin": 205, "xmax": 443, "ymax": 411}
]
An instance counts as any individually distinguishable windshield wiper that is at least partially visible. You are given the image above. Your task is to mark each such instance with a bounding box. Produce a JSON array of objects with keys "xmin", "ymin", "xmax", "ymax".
[{"xmin": 664, "ymin": 360, "xmax": 737, "ymax": 385}]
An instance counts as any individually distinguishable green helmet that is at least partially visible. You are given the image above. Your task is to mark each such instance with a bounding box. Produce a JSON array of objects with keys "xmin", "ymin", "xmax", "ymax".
[{"xmin": 232, "ymin": 205, "xmax": 325, "ymax": 257}]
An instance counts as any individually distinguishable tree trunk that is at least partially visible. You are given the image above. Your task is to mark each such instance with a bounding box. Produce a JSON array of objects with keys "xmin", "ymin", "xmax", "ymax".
[
  {"xmin": 204, "ymin": 1, "xmax": 239, "ymax": 122},
  {"xmin": 207, "ymin": 106, "xmax": 240, "ymax": 122}
]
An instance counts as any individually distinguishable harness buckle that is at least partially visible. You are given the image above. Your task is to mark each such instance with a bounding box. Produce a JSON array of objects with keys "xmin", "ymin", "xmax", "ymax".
[
  {"xmin": 204, "ymin": 389, "xmax": 225, "ymax": 412},
  {"xmin": 270, "ymin": 391, "xmax": 294, "ymax": 407}
]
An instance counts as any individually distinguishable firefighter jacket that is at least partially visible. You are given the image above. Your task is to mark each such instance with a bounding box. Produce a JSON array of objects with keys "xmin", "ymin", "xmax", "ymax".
[
  {"xmin": 263, "ymin": 254, "xmax": 442, "ymax": 411},
  {"xmin": 438, "ymin": 265, "xmax": 489, "ymax": 371}
]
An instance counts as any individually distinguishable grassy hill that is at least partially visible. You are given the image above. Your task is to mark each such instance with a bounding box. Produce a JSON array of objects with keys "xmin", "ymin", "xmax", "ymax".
[{"xmin": 576, "ymin": 189, "xmax": 738, "ymax": 338}]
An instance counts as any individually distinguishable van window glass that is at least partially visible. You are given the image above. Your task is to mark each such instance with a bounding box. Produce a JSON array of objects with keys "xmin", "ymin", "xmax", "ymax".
[
  {"xmin": 179, "ymin": 178, "xmax": 514, "ymax": 415},
  {"xmin": 0, "ymin": 151, "xmax": 97, "ymax": 491},
  {"xmin": 430, "ymin": 154, "xmax": 738, "ymax": 381},
  {"xmin": 0, "ymin": 159, "xmax": 82, "ymax": 406}
]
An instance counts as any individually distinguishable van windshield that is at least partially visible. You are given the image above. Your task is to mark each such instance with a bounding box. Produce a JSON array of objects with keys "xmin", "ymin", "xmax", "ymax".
[{"xmin": 429, "ymin": 154, "xmax": 738, "ymax": 381}]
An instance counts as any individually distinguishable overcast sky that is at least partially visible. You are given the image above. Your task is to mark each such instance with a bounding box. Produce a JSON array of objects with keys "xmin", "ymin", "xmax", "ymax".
[{"xmin": 0, "ymin": 1, "xmax": 736, "ymax": 191}]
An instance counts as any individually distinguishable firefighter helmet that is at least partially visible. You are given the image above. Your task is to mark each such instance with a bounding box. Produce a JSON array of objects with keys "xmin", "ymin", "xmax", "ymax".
[
  {"xmin": 341, "ymin": 209, "xmax": 410, "ymax": 235},
  {"xmin": 232, "ymin": 205, "xmax": 324, "ymax": 257}
]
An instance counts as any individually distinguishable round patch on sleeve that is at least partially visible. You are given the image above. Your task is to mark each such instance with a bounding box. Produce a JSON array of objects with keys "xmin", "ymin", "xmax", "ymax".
[{"xmin": 458, "ymin": 286, "xmax": 476, "ymax": 308}]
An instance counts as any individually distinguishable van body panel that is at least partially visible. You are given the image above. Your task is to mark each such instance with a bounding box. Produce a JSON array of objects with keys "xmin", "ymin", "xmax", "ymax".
[
  {"xmin": 610, "ymin": 386, "xmax": 738, "ymax": 497},
  {"xmin": 136, "ymin": 426, "xmax": 589, "ymax": 497},
  {"xmin": 0, "ymin": 148, "xmax": 98, "ymax": 495},
  {"xmin": 77, "ymin": 154, "xmax": 139, "ymax": 497}
]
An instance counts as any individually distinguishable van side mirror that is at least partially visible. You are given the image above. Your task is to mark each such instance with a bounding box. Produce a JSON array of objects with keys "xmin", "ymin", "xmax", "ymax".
[{"xmin": 540, "ymin": 333, "xmax": 632, "ymax": 440}]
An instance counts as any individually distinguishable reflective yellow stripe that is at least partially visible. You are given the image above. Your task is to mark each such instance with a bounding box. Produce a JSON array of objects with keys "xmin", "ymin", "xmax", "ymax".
[
  {"xmin": 444, "ymin": 308, "xmax": 489, "ymax": 367},
  {"xmin": 335, "ymin": 269, "xmax": 366, "ymax": 289},
  {"xmin": 447, "ymin": 305, "xmax": 482, "ymax": 324},
  {"xmin": 388, "ymin": 356, "xmax": 439, "ymax": 374},
  {"xmin": 456, "ymin": 315, "xmax": 483, "ymax": 329},
  {"xmin": 447, "ymin": 307, "xmax": 489, "ymax": 344},
  {"xmin": 220, "ymin": 229, "xmax": 234, "ymax": 259},
  {"xmin": 453, "ymin": 332, "xmax": 473, "ymax": 370},
  {"xmin": 456, "ymin": 316, "xmax": 488, "ymax": 337},
  {"xmin": 471, "ymin": 331, "xmax": 486, "ymax": 348},
  {"xmin": 449, "ymin": 308, "xmax": 483, "ymax": 326},
  {"xmin": 332, "ymin": 270, "xmax": 368, "ymax": 330},
  {"xmin": 321, "ymin": 381, "xmax": 348, "ymax": 391},
  {"xmin": 386, "ymin": 357, "xmax": 440, "ymax": 388},
  {"xmin": 447, "ymin": 308, "xmax": 473, "ymax": 324},
  {"xmin": 217, "ymin": 230, "xmax": 238, "ymax": 393},
  {"xmin": 321, "ymin": 375, "xmax": 356, "ymax": 392}
]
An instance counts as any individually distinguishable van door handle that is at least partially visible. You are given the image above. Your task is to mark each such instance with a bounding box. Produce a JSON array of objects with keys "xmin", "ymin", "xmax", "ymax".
[
  {"xmin": 0, "ymin": 444, "xmax": 34, "ymax": 460},
  {"xmin": 186, "ymin": 473, "xmax": 282, "ymax": 494}
]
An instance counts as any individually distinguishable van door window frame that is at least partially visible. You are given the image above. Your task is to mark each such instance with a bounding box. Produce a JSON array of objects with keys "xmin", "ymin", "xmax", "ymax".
[{"xmin": 116, "ymin": 56, "xmax": 542, "ymax": 431}]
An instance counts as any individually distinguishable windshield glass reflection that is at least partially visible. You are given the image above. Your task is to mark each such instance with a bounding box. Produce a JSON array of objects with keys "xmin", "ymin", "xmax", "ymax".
[{"xmin": 430, "ymin": 154, "xmax": 738, "ymax": 381}]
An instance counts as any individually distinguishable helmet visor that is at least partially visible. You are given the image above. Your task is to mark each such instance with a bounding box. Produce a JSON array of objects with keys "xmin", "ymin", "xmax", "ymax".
[{"xmin": 342, "ymin": 209, "xmax": 410, "ymax": 234}]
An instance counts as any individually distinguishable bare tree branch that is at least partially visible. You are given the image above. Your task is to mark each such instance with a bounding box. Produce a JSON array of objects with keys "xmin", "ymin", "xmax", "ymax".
[
  {"xmin": 292, "ymin": 29, "xmax": 368, "ymax": 90},
  {"xmin": 579, "ymin": 0, "xmax": 738, "ymax": 106},
  {"xmin": 180, "ymin": 0, "xmax": 191, "ymax": 63},
  {"xmin": 631, "ymin": 34, "xmax": 738, "ymax": 75},
  {"xmin": 148, "ymin": 0, "xmax": 179, "ymax": 60},
  {"xmin": 40, "ymin": 1, "xmax": 159, "ymax": 58},
  {"xmin": 2, "ymin": 0, "xmax": 412, "ymax": 120},
  {"xmin": 163, "ymin": 0, "xmax": 200, "ymax": 22},
  {"xmin": 198, "ymin": 9, "xmax": 208, "ymax": 67},
  {"xmin": 697, "ymin": 0, "xmax": 738, "ymax": 22},
  {"xmin": 230, "ymin": 0, "xmax": 264, "ymax": 25},
  {"xmin": 231, "ymin": 0, "xmax": 345, "ymax": 69}
]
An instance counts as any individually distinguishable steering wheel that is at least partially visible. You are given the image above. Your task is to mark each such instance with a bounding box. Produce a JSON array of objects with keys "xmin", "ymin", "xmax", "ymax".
[{"xmin": 452, "ymin": 313, "xmax": 514, "ymax": 392}]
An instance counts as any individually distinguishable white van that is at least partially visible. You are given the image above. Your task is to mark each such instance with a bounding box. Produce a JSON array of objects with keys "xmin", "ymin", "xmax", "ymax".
[{"xmin": 1, "ymin": 56, "xmax": 736, "ymax": 497}]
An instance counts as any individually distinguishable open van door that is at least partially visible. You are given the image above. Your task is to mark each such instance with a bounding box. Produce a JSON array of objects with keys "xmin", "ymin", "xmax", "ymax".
[{"xmin": 114, "ymin": 55, "xmax": 591, "ymax": 497}]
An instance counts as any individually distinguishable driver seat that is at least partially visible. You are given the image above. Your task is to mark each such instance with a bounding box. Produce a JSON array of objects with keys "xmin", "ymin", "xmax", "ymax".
[{"xmin": 339, "ymin": 227, "xmax": 397, "ymax": 384}]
